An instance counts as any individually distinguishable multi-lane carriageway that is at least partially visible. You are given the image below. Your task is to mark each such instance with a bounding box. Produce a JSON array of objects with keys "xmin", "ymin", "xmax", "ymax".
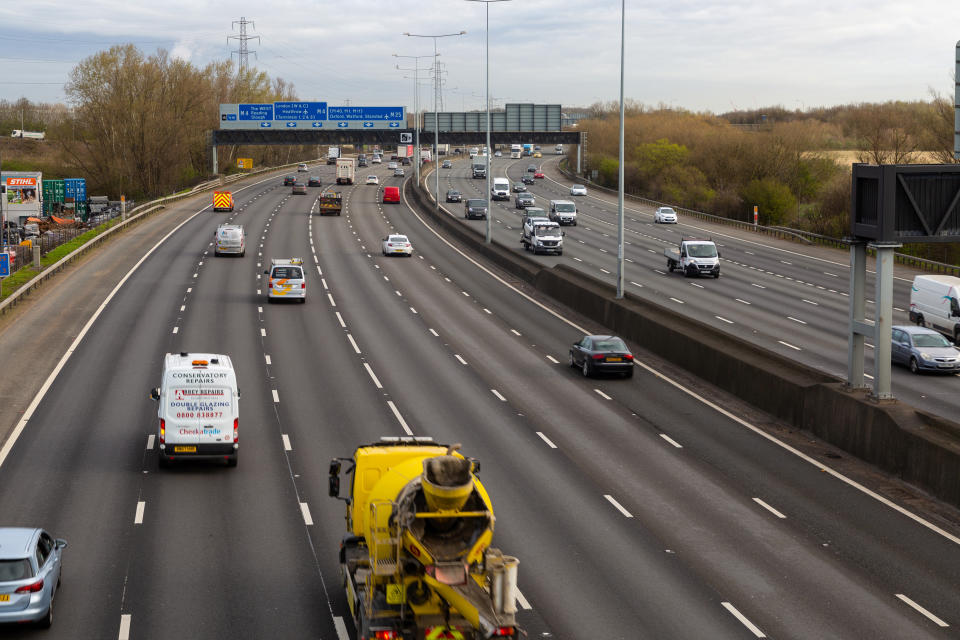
[
  {"xmin": 441, "ymin": 154, "xmax": 960, "ymax": 423},
  {"xmin": 0, "ymin": 159, "xmax": 958, "ymax": 639}
]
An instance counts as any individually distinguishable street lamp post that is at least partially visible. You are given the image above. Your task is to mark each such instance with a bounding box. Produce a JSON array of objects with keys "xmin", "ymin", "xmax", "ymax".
[
  {"xmin": 394, "ymin": 53, "xmax": 438, "ymax": 185},
  {"xmin": 465, "ymin": 0, "xmax": 509, "ymax": 243},
  {"xmin": 404, "ymin": 31, "xmax": 466, "ymax": 211},
  {"xmin": 615, "ymin": 0, "xmax": 626, "ymax": 299}
]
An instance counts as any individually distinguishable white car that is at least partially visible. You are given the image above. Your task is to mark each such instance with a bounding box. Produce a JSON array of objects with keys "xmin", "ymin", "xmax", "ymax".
[
  {"xmin": 494, "ymin": 150, "xmax": 502, "ymax": 157},
  {"xmin": 371, "ymin": 155, "xmax": 382, "ymax": 164},
  {"xmin": 297, "ymin": 163, "xmax": 308, "ymax": 172},
  {"xmin": 382, "ymin": 234, "xmax": 413, "ymax": 257},
  {"xmin": 654, "ymin": 206, "xmax": 678, "ymax": 223},
  {"xmin": 394, "ymin": 167, "xmax": 405, "ymax": 177},
  {"xmin": 569, "ymin": 184, "xmax": 588, "ymax": 196},
  {"xmin": 388, "ymin": 161, "xmax": 398, "ymax": 170},
  {"xmin": 366, "ymin": 175, "xmax": 379, "ymax": 185},
  {"xmin": 265, "ymin": 258, "xmax": 306, "ymax": 303}
]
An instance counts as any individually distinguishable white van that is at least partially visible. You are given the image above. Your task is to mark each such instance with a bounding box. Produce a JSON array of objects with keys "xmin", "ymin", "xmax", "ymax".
[
  {"xmin": 491, "ymin": 177, "xmax": 510, "ymax": 201},
  {"xmin": 150, "ymin": 353, "xmax": 240, "ymax": 467},
  {"xmin": 549, "ymin": 200, "xmax": 578, "ymax": 226},
  {"xmin": 214, "ymin": 224, "xmax": 245, "ymax": 257},
  {"xmin": 909, "ymin": 275, "xmax": 960, "ymax": 343},
  {"xmin": 265, "ymin": 258, "xmax": 306, "ymax": 303}
]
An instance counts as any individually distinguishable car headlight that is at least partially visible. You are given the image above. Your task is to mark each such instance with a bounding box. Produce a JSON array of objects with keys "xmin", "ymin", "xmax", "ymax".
[{"xmin": 919, "ymin": 352, "xmax": 932, "ymax": 360}]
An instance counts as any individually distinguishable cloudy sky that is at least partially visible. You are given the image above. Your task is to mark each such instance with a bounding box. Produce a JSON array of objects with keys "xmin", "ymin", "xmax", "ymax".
[{"xmin": 2, "ymin": 0, "xmax": 959, "ymax": 114}]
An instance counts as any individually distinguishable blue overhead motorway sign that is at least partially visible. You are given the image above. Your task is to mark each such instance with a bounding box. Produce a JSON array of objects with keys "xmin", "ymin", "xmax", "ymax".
[{"xmin": 220, "ymin": 103, "xmax": 404, "ymax": 130}]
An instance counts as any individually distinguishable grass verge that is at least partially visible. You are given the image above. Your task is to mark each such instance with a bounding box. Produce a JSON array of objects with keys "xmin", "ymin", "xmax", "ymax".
[{"xmin": 0, "ymin": 217, "xmax": 123, "ymax": 303}]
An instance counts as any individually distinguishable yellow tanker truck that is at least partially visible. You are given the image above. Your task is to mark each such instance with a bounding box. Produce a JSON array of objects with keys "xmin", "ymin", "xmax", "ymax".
[{"xmin": 329, "ymin": 438, "xmax": 520, "ymax": 639}]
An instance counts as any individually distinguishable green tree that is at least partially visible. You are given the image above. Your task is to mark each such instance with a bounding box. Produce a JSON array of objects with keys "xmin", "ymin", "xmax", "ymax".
[{"xmin": 741, "ymin": 178, "xmax": 797, "ymax": 226}]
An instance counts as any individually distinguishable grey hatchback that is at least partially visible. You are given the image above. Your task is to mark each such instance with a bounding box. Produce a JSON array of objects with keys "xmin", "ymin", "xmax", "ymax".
[
  {"xmin": 0, "ymin": 528, "xmax": 67, "ymax": 628},
  {"xmin": 892, "ymin": 325, "xmax": 960, "ymax": 374}
]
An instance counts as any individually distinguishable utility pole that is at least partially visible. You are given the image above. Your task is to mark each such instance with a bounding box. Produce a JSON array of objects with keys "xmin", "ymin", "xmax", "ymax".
[{"xmin": 228, "ymin": 17, "xmax": 260, "ymax": 73}]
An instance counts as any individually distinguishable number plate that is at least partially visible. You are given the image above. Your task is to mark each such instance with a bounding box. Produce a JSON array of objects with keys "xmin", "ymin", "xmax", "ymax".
[
  {"xmin": 607, "ymin": 357, "xmax": 622, "ymax": 362},
  {"xmin": 0, "ymin": 594, "xmax": 9, "ymax": 602},
  {"xmin": 173, "ymin": 446, "xmax": 197, "ymax": 453}
]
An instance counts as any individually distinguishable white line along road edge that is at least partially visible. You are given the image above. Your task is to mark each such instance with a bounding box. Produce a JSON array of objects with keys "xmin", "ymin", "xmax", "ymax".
[{"xmin": 0, "ymin": 172, "xmax": 282, "ymax": 470}]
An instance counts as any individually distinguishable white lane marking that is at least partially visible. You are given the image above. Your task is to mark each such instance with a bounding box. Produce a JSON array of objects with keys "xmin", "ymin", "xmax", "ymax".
[
  {"xmin": 454, "ymin": 354, "xmax": 468, "ymax": 365},
  {"xmin": 265, "ymin": 354, "xmax": 272, "ymax": 365},
  {"xmin": 364, "ymin": 363, "xmax": 383, "ymax": 389},
  {"xmin": 180, "ymin": 305, "xmax": 185, "ymax": 312},
  {"xmin": 604, "ymin": 495, "xmax": 633, "ymax": 518},
  {"xmin": 744, "ymin": 250, "xmax": 755, "ymax": 255},
  {"xmin": 865, "ymin": 343, "xmax": 874, "ymax": 349},
  {"xmin": 751, "ymin": 283, "xmax": 766, "ymax": 289},
  {"xmin": 323, "ymin": 278, "xmax": 329, "ymax": 289},
  {"xmin": 895, "ymin": 593, "xmax": 949, "ymax": 627},
  {"xmin": 410, "ymin": 307, "xmax": 418, "ymax": 314},
  {"xmin": 894, "ymin": 306, "xmax": 905, "ymax": 312},
  {"xmin": 172, "ymin": 326, "xmax": 179, "ymax": 334},
  {"xmin": 491, "ymin": 389, "xmax": 506, "ymax": 401},
  {"xmin": 260, "ymin": 328, "xmax": 267, "ymax": 337},
  {"xmin": 735, "ymin": 298, "xmax": 752, "ymax": 305},
  {"xmin": 257, "ymin": 289, "xmax": 261, "ymax": 295},
  {"xmin": 327, "ymin": 293, "xmax": 337, "ymax": 307},
  {"xmin": 802, "ymin": 299, "xmax": 819, "ymax": 306},
  {"xmin": 753, "ymin": 497, "xmax": 786, "ymax": 519},
  {"xmin": 864, "ymin": 373, "xmax": 874, "ymax": 380},
  {"xmin": 334, "ymin": 616, "xmax": 350, "ymax": 640},
  {"xmin": 573, "ymin": 257, "xmax": 583, "ymax": 262},
  {"xmin": 780, "ymin": 260, "xmax": 792, "ymax": 265},
  {"xmin": 395, "ymin": 290, "xmax": 402, "ymax": 297},
  {"xmin": 600, "ymin": 268, "xmax": 611, "ymax": 274},
  {"xmin": 722, "ymin": 602, "xmax": 766, "ymax": 637},
  {"xmin": 192, "ymin": 273, "xmax": 198, "ymax": 278},
  {"xmin": 335, "ymin": 312, "xmax": 346, "ymax": 328},
  {"xmin": 546, "ymin": 355, "xmax": 559, "ymax": 364},
  {"xmin": 515, "ymin": 589, "xmax": 532, "ymax": 610},
  {"xmin": 787, "ymin": 316, "xmax": 807, "ymax": 325},
  {"xmin": 715, "ymin": 316, "xmax": 734, "ymax": 324},
  {"xmin": 510, "ymin": 329, "xmax": 521, "ymax": 336},
  {"xmin": 187, "ymin": 287, "xmax": 192, "ymax": 293},
  {"xmin": 272, "ymin": 390, "xmax": 280, "ymax": 403},
  {"xmin": 630, "ymin": 281, "xmax": 643, "ymax": 288},
  {"xmin": 146, "ymin": 434, "xmax": 155, "ymax": 450},
  {"xmin": 462, "ymin": 291, "xmax": 470, "ymax": 297},
  {"xmin": 483, "ymin": 308, "xmax": 492, "ymax": 314},
  {"xmin": 300, "ymin": 502, "xmax": 314, "ymax": 526},
  {"xmin": 778, "ymin": 340, "xmax": 801, "ymax": 351},
  {"xmin": 134, "ymin": 501, "xmax": 145, "ymax": 525},
  {"xmin": 594, "ymin": 389, "xmax": 612, "ymax": 400},
  {"xmin": 387, "ymin": 400, "xmax": 414, "ymax": 436},
  {"xmin": 536, "ymin": 432, "xmax": 558, "ymax": 448},
  {"xmin": 257, "ymin": 306, "xmax": 263, "ymax": 313},
  {"xmin": 282, "ymin": 434, "xmax": 292, "ymax": 451},
  {"xmin": 406, "ymin": 177, "xmax": 960, "ymax": 546},
  {"xmin": 317, "ymin": 266, "xmax": 323, "ymax": 275},
  {"xmin": 118, "ymin": 614, "xmax": 132, "ymax": 640},
  {"xmin": 824, "ymin": 271, "xmax": 839, "ymax": 277},
  {"xmin": 659, "ymin": 434, "xmax": 683, "ymax": 448},
  {"xmin": 429, "ymin": 328, "xmax": 439, "ymax": 337},
  {"xmin": 653, "ymin": 269, "xmax": 665, "ymax": 274},
  {"xmin": 347, "ymin": 334, "xmax": 361, "ymax": 354},
  {"xmin": 689, "ymin": 282, "xmax": 704, "ymax": 289},
  {"xmin": 669, "ymin": 297, "xmax": 685, "ymax": 304}
]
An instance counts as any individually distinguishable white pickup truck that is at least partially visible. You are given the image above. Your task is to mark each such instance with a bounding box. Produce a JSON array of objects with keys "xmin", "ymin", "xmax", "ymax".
[
  {"xmin": 665, "ymin": 237, "xmax": 720, "ymax": 278},
  {"xmin": 521, "ymin": 214, "xmax": 563, "ymax": 255}
]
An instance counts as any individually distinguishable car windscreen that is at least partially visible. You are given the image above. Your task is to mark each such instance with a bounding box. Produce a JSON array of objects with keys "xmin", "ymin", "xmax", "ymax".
[
  {"xmin": 0, "ymin": 558, "xmax": 33, "ymax": 581},
  {"xmin": 467, "ymin": 200, "xmax": 486, "ymax": 208},
  {"xmin": 535, "ymin": 226, "xmax": 559, "ymax": 237},
  {"xmin": 688, "ymin": 244, "xmax": 718, "ymax": 258},
  {"xmin": 219, "ymin": 229, "xmax": 241, "ymax": 240},
  {"xmin": 272, "ymin": 267, "xmax": 302, "ymax": 279},
  {"xmin": 554, "ymin": 203, "xmax": 575, "ymax": 212},
  {"xmin": 389, "ymin": 236, "xmax": 408, "ymax": 243},
  {"xmin": 448, "ymin": 191, "xmax": 460, "ymax": 196},
  {"xmin": 660, "ymin": 208, "xmax": 676, "ymax": 214},
  {"xmin": 593, "ymin": 338, "xmax": 627, "ymax": 352},
  {"xmin": 912, "ymin": 333, "xmax": 952, "ymax": 348}
]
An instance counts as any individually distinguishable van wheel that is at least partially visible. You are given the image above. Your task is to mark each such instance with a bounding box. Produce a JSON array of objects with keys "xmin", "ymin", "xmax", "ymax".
[
  {"xmin": 227, "ymin": 455, "xmax": 238, "ymax": 468},
  {"xmin": 158, "ymin": 455, "xmax": 169, "ymax": 468},
  {"xmin": 909, "ymin": 357, "xmax": 920, "ymax": 374}
]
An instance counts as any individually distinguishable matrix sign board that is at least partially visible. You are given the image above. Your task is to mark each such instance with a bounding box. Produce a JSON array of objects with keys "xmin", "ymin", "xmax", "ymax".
[{"xmin": 220, "ymin": 103, "xmax": 405, "ymax": 130}]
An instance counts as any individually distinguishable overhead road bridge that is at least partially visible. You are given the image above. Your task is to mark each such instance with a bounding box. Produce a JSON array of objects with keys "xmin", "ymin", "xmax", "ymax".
[{"xmin": 209, "ymin": 129, "xmax": 582, "ymax": 173}]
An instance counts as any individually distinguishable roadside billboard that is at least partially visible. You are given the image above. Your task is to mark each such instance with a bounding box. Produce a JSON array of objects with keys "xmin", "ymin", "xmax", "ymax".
[{"xmin": 2, "ymin": 172, "xmax": 43, "ymax": 217}]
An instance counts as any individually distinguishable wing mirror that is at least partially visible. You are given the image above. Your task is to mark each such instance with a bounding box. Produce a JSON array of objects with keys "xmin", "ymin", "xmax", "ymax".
[
  {"xmin": 328, "ymin": 459, "xmax": 342, "ymax": 498},
  {"xmin": 149, "ymin": 388, "xmax": 160, "ymax": 401}
]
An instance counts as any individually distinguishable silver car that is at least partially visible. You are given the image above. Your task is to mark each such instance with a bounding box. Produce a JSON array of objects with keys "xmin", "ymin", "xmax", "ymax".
[
  {"xmin": 891, "ymin": 325, "xmax": 960, "ymax": 374},
  {"xmin": 0, "ymin": 528, "xmax": 66, "ymax": 628},
  {"xmin": 569, "ymin": 184, "xmax": 588, "ymax": 196},
  {"xmin": 654, "ymin": 206, "xmax": 678, "ymax": 223}
]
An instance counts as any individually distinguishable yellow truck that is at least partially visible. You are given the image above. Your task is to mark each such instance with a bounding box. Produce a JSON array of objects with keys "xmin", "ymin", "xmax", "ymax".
[
  {"xmin": 329, "ymin": 439, "xmax": 520, "ymax": 639},
  {"xmin": 213, "ymin": 191, "xmax": 234, "ymax": 212},
  {"xmin": 316, "ymin": 190, "xmax": 342, "ymax": 216}
]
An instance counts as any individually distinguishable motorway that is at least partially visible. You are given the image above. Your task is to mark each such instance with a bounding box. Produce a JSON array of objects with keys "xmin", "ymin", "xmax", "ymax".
[
  {"xmin": 0, "ymin": 158, "xmax": 958, "ymax": 639},
  {"xmin": 437, "ymin": 152, "xmax": 960, "ymax": 422}
]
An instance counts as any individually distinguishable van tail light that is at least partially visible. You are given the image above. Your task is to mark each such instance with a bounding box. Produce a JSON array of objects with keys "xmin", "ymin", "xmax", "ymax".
[
  {"xmin": 301, "ymin": 283, "xmax": 305, "ymax": 289},
  {"xmin": 159, "ymin": 419, "xmax": 165, "ymax": 444},
  {"xmin": 373, "ymin": 632, "xmax": 398, "ymax": 640},
  {"xmin": 233, "ymin": 418, "xmax": 239, "ymax": 443},
  {"xmin": 268, "ymin": 281, "xmax": 273, "ymax": 288},
  {"xmin": 15, "ymin": 579, "xmax": 44, "ymax": 593},
  {"xmin": 494, "ymin": 627, "xmax": 516, "ymax": 637}
]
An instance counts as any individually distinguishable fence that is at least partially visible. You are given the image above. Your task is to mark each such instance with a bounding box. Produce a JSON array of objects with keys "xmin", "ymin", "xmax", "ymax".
[{"xmin": 558, "ymin": 160, "xmax": 960, "ymax": 277}]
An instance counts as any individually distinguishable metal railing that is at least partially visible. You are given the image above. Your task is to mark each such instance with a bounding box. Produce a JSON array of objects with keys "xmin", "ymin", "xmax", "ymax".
[{"xmin": 557, "ymin": 160, "xmax": 960, "ymax": 277}]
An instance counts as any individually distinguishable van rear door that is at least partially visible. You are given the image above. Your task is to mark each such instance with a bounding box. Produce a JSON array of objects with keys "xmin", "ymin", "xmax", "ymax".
[{"xmin": 164, "ymin": 382, "xmax": 235, "ymax": 452}]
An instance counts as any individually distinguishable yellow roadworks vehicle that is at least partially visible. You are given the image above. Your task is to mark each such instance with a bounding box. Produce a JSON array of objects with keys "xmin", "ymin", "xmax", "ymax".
[
  {"xmin": 329, "ymin": 438, "xmax": 520, "ymax": 639},
  {"xmin": 213, "ymin": 191, "xmax": 234, "ymax": 212}
]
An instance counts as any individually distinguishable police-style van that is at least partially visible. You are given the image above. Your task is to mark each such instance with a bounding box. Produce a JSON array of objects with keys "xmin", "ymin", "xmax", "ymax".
[
  {"xmin": 265, "ymin": 258, "xmax": 306, "ymax": 303},
  {"xmin": 150, "ymin": 353, "xmax": 240, "ymax": 467}
]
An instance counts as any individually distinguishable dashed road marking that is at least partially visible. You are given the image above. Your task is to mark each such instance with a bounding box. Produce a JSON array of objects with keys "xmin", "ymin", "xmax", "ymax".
[
  {"xmin": 335, "ymin": 312, "xmax": 346, "ymax": 328},
  {"xmin": 659, "ymin": 434, "xmax": 683, "ymax": 448},
  {"xmin": 454, "ymin": 354, "xmax": 468, "ymax": 365},
  {"xmin": 722, "ymin": 602, "xmax": 766, "ymax": 637},
  {"xmin": 282, "ymin": 434, "xmax": 292, "ymax": 451},
  {"xmin": 715, "ymin": 316, "xmax": 734, "ymax": 324},
  {"xmin": 778, "ymin": 340, "xmax": 801, "ymax": 351},
  {"xmin": 300, "ymin": 502, "xmax": 314, "ymax": 526},
  {"xmin": 364, "ymin": 363, "xmax": 383, "ymax": 389},
  {"xmin": 146, "ymin": 434, "xmax": 155, "ymax": 450},
  {"xmin": 753, "ymin": 497, "xmax": 786, "ymax": 519},
  {"xmin": 272, "ymin": 390, "xmax": 280, "ymax": 403},
  {"xmin": 118, "ymin": 614, "xmax": 132, "ymax": 640},
  {"xmin": 134, "ymin": 501, "xmax": 145, "ymax": 524},
  {"xmin": 536, "ymin": 431, "xmax": 558, "ymax": 448},
  {"xmin": 604, "ymin": 494, "xmax": 633, "ymax": 518},
  {"xmin": 895, "ymin": 594, "xmax": 948, "ymax": 627},
  {"xmin": 260, "ymin": 328, "xmax": 267, "ymax": 337},
  {"xmin": 387, "ymin": 400, "xmax": 414, "ymax": 436},
  {"xmin": 347, "ymin": 334, "xmax": 361, "ymax": 354},
  {"xmin": 594, "ymin": 389, "xmax": 612, "ymax": 400}
]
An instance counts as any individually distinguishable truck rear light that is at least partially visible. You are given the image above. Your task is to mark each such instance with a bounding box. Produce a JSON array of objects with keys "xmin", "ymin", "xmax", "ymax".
[
  {"xmin": 159, "ymin": 419, "xmax": 165, "ymax": 444},
  {"xmin": 233, "ymin": 418, "xmax": 239, "ymax": 443},
  {"xmin": 373, "ymin": 632, "xmax": 398, "ymax": 640},
  {"xmin": 494, "ymin": 627, "xmax": 516, "ymax": 637},
  {"xmin": 15, "ymin": 578, "xmax": 44, "ymax": 593}
]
